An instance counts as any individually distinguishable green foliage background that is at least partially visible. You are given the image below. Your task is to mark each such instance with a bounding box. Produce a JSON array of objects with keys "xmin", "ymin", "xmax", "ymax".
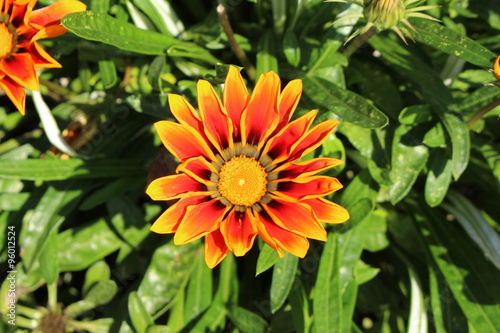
[{"xmin": 1, "ymin": 0, "xmax": 500, "ymax": 332}]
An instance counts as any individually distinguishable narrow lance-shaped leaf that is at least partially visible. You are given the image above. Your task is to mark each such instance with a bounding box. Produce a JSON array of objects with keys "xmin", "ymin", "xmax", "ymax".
[{"xmin": 412, "ymin": 20, "xmax": 496, "ymax": 68}]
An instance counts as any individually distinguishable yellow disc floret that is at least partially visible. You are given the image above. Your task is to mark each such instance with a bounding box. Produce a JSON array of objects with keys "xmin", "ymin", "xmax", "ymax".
[
  {"xmin": 218, "ymin": 155, "xmax": 268, "ymax": 206},
  {"xmin": 0, "ymin": 23, "xmax": 14, "ymax": 59}
]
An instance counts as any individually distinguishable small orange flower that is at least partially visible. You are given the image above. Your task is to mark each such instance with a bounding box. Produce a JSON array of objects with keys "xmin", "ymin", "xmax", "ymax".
[
  {"xmin": 147, "ymin": 66, "xmax": 350, "ymax": 268},
  {"xmin": 494, "ymin": 55, "xmax": 500, "ymax": 82},
  {"xmin": 0, "ymin": 0, "xmax": 86, "ymax": 114}
]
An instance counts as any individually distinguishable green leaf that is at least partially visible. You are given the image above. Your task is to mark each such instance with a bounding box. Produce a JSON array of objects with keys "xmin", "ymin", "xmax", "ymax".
[
  {"xmin": 288, "ymin": 279, "xmax": 311, "ymax": 333},
  {"xmin": 256, "ymin": 29, "xmax": 279, "ymax": 78},
  {"xmin": 423, "ymin": 123, "xmax": 447, "ymax": 148},
  {"xmin": 57, "ymin": 218, "xmax": 122, "ymax": 271},
  {"xmin": 270, "ymin": 254, "xmax": 298, "ymax": 313},
  {"xmin": 228, "ymin": 306, "xmax": 269, "ymax": 333},
  {"xmin": 83, "ymin": 261, "xmax": 111, "ymax": 296},
  {"xmin": 412, "ymin": 20, "xmax": 496, "ymax": 68},
  {"xmin": 449, "ymin": 86, "xmax": 500, "ymax": 118},
  {"xmin": 62, "ymin": 11, "xmax": 172, "ymax": 55},
  {"xmin": 428, "ymin": 266, "xmax": 468, "ymax": 333},
  {"xmin": 283, "ymin": 30, "xmax": 301, "ymax": 67},
  {"xmin": 137, "ymin": 240, "xmax": 199, "ymax": 315},
  {"xmin": 353, "ymin": 260, "xmax": 380, "ymax": 285},
  {"xmin": 388, "ymin": 125, "xmax": 429, "ymax": 204},
  {"xmin": 80, "ymin": 176, "xmax": 144, "ymax": 211},
  {"xmin": 300, "ymin": 74, "xmax": 389, "ymax": 129},
  {"xmin": 185, "ymin": 253, "xmax": 213, "ymax": 322},
  {"xmin": 442, "ymin": 191, "xmax": 500, "ymax": 270},
  {"xmin": 20, "ymin": 183, "xmax": 84, "ymax": 270},
  {"xmin": 425, "ymin": 151, "xmax": 453, "ymax": 207},
  {"xmin": 399, "ymin": 105, "xmax": 433, "ymax": 125},
  {"xmin": 62, "ymin": 11, "xmax": 217, "ymax": 63},
  {"xmin": 0, "ymin": 158, "xmax": 144, "ymax": 180},
  {"xmin": 85, "ymin": 280, "xmax": 118, "ymax": 305},
  {"xmin": 313, "ymin": 233, "xmax": 342, "ymax": 333},
  {"xmin": 370, "ymin": 35, "xmax": 470, "ymax": 180},
  {"xmin": 38, "ymin": 235, "xmax": 59, "ymax": 285},
  {"xmin": 129, "ymin": 292, "xmax": 154, "ymax": 333},
  {"xmin": 256, "ymin": 243, "xmax": 280, "ymax": 276},
  {"xmin": 412, "ymin": 200, "xmax": 500, "ymax": 332},
  {"xmin": 362, "ymin": 208, "xmax": 389, "ymax": 252},
  {"xmin": 98, "ymin": 59, "xmax": 118, "ymax": 89},
  {"xmin": 0, "ymin": 192, "xmax": 30, "ymax": 211}
]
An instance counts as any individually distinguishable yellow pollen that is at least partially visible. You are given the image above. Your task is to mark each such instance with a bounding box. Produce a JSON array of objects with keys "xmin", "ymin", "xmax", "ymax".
[
  {"xmin": 218, "ymin": 155, "xmax": 268, "ymax": 206},
  {"xmin": 0, "ymin": 23, "xmax": 14, "ymax": 59}
]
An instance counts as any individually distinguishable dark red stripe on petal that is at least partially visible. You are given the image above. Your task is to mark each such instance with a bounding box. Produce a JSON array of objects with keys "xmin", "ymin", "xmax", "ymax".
[
  {"xmin": 198, "ymin": 80, "xmax": 233, "ymax": 153},
  {"xmin": 286, "ymin": 119, "xmax": 339, "ymax": 163},
  {"xmin": 150, "ymin": 195, "xmax": 211, "ymax": 234},
  {"xmin": 174, "ymin": 199, "xmax": 230, "ymax": 245},
  {"xmin": 276, "ymin": 176, "xmax": 343, "ymax": 200},
  {"xmin": 263, "ymin": 197, "xmax": 327, "ymax": 241},
  {"xmin": 241, "ymin": 71, "xmax": 280, "ymax": 147},
  {"xmin": 274, "ymin": 157, "xmax": 344, "ymax": 180},
  {"xmin": 223, "ymin": 66, "xmax": 249, "ymax": 141},
  {"xmin": 176, "ymin": 156, "xmax": 216, "ymax": 185},
  {"xmin": 220, "ymin": 210, "xmax": 257, "ymax": 257},
  {"xmin": 262, "ymin": 110, "xmax": 316, "ymax": 163},
  {"xmin": 255, "ymin": 209, "xmax": 310, "ymax": 258}
]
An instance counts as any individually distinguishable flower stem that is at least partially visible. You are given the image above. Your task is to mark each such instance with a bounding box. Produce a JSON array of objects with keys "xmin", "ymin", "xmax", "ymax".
[
  {"xmin": 47, "ymin": 281, "xmax": 58, "ymax": 311},
  {"xmin": 467, "ymin": 98, "xmax": 500, "ymax": 129},
  {"xmin": 39, "ymin": 78, "xmax": 76, "ymax": 99},
  {"xmin": 342, "ymin": 26, "xmax": 378, "ymax": 59},
  {"xmin": 217, "ymin": 4, "xmax": 256, "ymax": 81}
]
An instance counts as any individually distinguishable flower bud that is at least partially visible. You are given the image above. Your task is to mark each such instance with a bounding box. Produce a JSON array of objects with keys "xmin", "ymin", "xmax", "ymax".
[{"xmin": 363, "ymin": 0, "xmax": 406, "ymax": 30}]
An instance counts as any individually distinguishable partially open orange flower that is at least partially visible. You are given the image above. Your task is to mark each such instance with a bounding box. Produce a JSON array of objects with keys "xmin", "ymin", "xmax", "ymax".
[
  {"xmin": 0, "ymin": 0, "xmax": 86, "ymax": 114},
  {"xmin": 147, "ymin": 66, "xmax": 350, "ymax": 268}
]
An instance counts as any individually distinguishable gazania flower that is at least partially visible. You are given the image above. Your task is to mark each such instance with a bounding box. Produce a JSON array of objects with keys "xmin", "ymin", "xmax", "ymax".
[
  {"xmin": 147, "ymin": 66, "xmax": 350, "ymax": 268},
  {"xmin": 0, "ymin": 0, "xmax": 86, "ymax": 114}
]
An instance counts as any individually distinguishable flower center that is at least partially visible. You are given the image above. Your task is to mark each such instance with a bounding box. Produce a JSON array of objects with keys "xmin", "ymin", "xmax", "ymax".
[
  {"xmin": 218, "ymin": 155, "xmax": 268, "ymax": 206},
  {"xmin": 0, "ymin": 22, "xmax": 15, "ymax": 59}
]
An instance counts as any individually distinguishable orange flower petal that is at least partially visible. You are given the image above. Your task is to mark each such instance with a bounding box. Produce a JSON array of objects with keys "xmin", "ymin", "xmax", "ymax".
[
  {"xmin": 263, "ymin": 197, "xmax": 327, "ymax": 241},
  {"xmin": 204, "ymin": 229, "xmax": 229, "ymax": 268},
  {"xmin": 30, "ymin": 24, "xmax": 67, "ymax": 41},
  {"xmin": 273, "ymin": 157, "xmax": 345, "ymax": 180},
  {"xmin": 174, "ymin": 199, "xmax": 229, "ymax": 245},
  {"xmin": 150, "ymin": 195, "xmax": 210, "ymax": 234},
  {"xmin": 494, "ymin": 55, "xmax": 500, "ymax": 81},
  {"xmin": 277, "ymin": 79, "xmax": 302, "ymax": 129},
  {"xmin": 27, "ymin": 41, "xmax": 61, "ymax": 68},
  {"xmin": 220, "ymin": 209, "xmax": 257, "ymax": 257},
  {"xmin": 223, "ymin": 66, "xmax": 249, "ymax": 139},
  {"xmin": 275, "ymin": 176, "xmax": 343, "ymax": 200},
  {"xmin": 303, "ymin": 198, "xmax": 350, "ymax": 224},
  {"xmin": 287, "ymin": 119, "xmax": 340, "ymax": 162},
  {"xmin": 146, "ymin": 174, "xmax": 206, "ymax": 201},
  {"xmin": 176, "ymin": 156, "xmax": 217, "ymax": 186},
  {"xmin": 0, "ymin": 75, "xmax": 26, "ymax": 114},
  {"xmin": 10, "ymin": 0, "xmax": 34, "ymax": 28},
  {"xmin": 154, "ymin": 121, "xmax": 217, "ymax": 161},
  {"xmin": 197, "ymin": 80, "xmax": 233, "ymax": 153},
  {"xmin": 29, "ymin": 0, "xmax": 87, "ymax": 29},
  {"xmin": 255, "ymin": 210, "xmax": 309, "ymax": 258},
  {"xmin": 168, "ymin": 94, "xmax": 201, "ymax": 129},
  {"xmin": 241, "ymin": 71, "xmax": 280, "ymax": 148},
  {"xmin": 262, "ymin": 110, "xmax": 317, "ymax": 164},
  {"xmin": 1, "ymin": 54, "xmax": 38, "ymax": 91}
]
